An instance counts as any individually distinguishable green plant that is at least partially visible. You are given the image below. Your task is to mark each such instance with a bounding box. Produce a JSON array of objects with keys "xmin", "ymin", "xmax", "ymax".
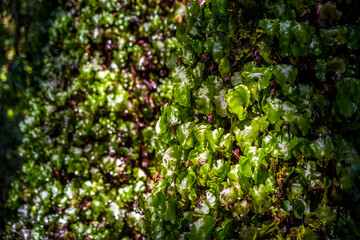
[
  {"xmin": 142, "ymin": 0, "xmax": 360, "ymax": 239},
  {"xmin": 5, "ymin": 0, "xmax": 185, "ymax": 238}
]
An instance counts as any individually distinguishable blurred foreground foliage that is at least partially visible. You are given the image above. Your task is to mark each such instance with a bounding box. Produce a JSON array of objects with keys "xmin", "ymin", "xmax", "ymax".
[{"xmin": 2, "ymin": 0, "xmax": 185, "ymax": 238}]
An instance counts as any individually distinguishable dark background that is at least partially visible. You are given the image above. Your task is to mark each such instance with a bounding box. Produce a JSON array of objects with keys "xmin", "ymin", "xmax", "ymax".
[{"xmin": 0, "ymin": 0, "xmax": 59, "ymax": 232}]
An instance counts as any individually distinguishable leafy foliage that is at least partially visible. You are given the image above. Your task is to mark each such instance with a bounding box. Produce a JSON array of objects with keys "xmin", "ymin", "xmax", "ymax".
[
  {"xmin": 143, "ymin": 0, "xmax": 360, "ymax": 239},
  {"xmin": 4, "ymin": 0, "xmax": 184, "ymax": 238},
  {"xmin": 0, "ymin": 0, "xmax": 60, "ymax": 234},
  {"xmin": 3, "ymin": 0, "xmax": 360, "ymax": 239}
]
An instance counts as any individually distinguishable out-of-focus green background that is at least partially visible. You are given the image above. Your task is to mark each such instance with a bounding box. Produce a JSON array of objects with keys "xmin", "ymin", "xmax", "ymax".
[{"xmin": 0, "ymin": 0, "xmax": 58, "ymax": 230}]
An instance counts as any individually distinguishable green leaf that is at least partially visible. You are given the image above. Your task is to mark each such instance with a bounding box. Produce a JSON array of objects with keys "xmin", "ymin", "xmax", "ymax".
[
  {"xmin": 176, "ymin": 21, "xmax": 189, "ymax": 43},
  {"xmin": 192, "ymin": 39, "xmax": 205, "ymax": 55},
  {"xmin": 340, "ymin": 167, "xmax": 355, "ymax": 189},
  {"xmin": 161, "ymin": 144, "xmax": 182, "ymax": 176},
  {"xmin": 194, "ymin": 123, "xmax": 211, "ymax": 145},
  {"xmin": 218, "ymin": 132, "xmax": 234, "ymax": 157},
  {"xmin": 319, "ymin": 3, "xmax": 342, "ymax": 21},
  {"xmin": 177, "ymin": 122, "xmax": 197, "ymax": 149},
  {"xmin": 177, "ymin": 170, "xmax": 197, "ymax": 201},
  {"xmin": 234, "ymin": 120, "xmax": 261, "ymax": 152},
  {"xmin": 180, "ymin": 43, "xmax": 196, "ymax": 65},
  {"xmin": 212, "ymin": 159, "xmax": 231, "ymax": 178},
  {"xmin": 242, "ymin": 63, "xmax": 272, "ymax": 101},
  {"xmin": 290, "ymin": 84, "xmax": 313, "ymax": 106},
  {"xmin": 288, "ymin": 183, "xmax": 303, "ymax": 202},
  {"xmin": 239, "ymin": 0, "xmax": 257, "ymax": 10},
  {"xmin": 295, "ymin": 161, "xmax": 322, "ymax": 188},
  {"xmin": 227, "ymin": 164, "xmax": 239, "ymax": 181},
  {"xmin": 219, "ymin": 56, "xmax": 231, "ymax": 77},
  {"xmin": 262, "ymin": 131, "xmax": 292, "ymax": 160},
  {"xmin": 239, "ymin": 156, "xmax": 252, "ymax": 178},
  {"xmin": 245, "ymin": 63, "xmax": 272, "ymax": 80},
  {"xmin": 213, "ymin": 88, "xmax": 228, "ymax": 117},
  {"xmin": 181, "ymin": 212, "xmax": 194, "ymax": 228},
  {"xmin": 327, "ymin": 57, "xmax": 346, "ymax": 75},
  {"xmin": 195, "ymin": 84, "xmax": 213, "ymax": 115},
  {"xmin": 290, "ymin": 136, "xmax": 312, "ymax": 158},
  {"xmin": 206, "ymin": 128, "xmax": 225, "ymax": 152},
  {"xmin": 291, "ymin": 22, "xmax": 316, "ymax": 57},
  {"xmin": 258, "ymin": 41, "xmax": 273, "ymax": 64},
  {"xmin": 54, "ymin": 92, "xmax": 69, "ymax": 106},
  {"xmin": 335, "ymin": 78, "xmax": 360, "ymax": 118},
  {"xmin": 156, "ymin": 116, "xmax": 171, "ymax": 144},
  {"xmin": 205, "ymin": 35, "xmax": 231, "ymax": 64},
  {"xmin": 315, "ymin": 59, "xmax": 327, "ymax": 81},
  {"xmin": 166, "ymin": 104, "xmax": 182, "ymax": 125},
  {"xmin": 294, "ymin": 110, "xmax": 311, "ymax": 136},
  {"xmin": 225, "ymin": 85, "xmax": 250, "ymax": 120},
  {"xmin": 219, "ymin": 187, "xmax": 237, "ymax": 205},
  {"xmin": 187, "ymin": 0, "xmax": 200, "ymax": 17},
  {"xmin": 192, "ymin": 62, "xmax": 205, "ymax": 84},
  {"xmin": 212, "ymin": 0, "xmax": 228, "ymax": 19},
  {"xmin": 273, "ymin": 1, "xmax": 296, "ymax": 21},
  {"xmin": 249, "ymin": 184, "xmax": 271, "ymax": 214},
  {"xmin": 205, "ymin": 190, "xmax": 218, "ymax": 209},
  {"xmin": 202, "ymin": 18, "xmax": 216, "ymax": 34},
  {"xmin": 290, "ymin": 0, "xmax": 316, "ymax": 17},
  {"xmin": 189, "ymin": 148, "xmax": 212, "ymax": 165},
  {"xmin": 242, "ymin": 147, "xmax": 266, "ymax": 180},
  {"xmin": 163, "ymin": 198, "xmax": 178, "ymax": 224},
  {"xmin": 259, "ymin": 19, "xmax": 279, "ymax": 36},
  {"xmin": 213, "ymin": 219, "xmax": 234, "ymax": 240},
  {"xmin": 320, "ymin": 27, "xmax": 347, "ymax": 46},
  {"xmin": 347, "ymin": 25, "xmax": 360, "ymax": 50},
  {"xmin": 293, "ymin": 199, "xmax": 310, "ymax": 219},
  {"xmin": 265, "ymin": 99, "xmax": 298, "ymax": 125},
  {"xmin": 282, "ymin": 200, "xmax": 293, "ymax": 212},
  {"xmin": 336, "ymin": 97, "xmax": 357, "ymax": 118},
  {"xmin": 273, "ymin": 64, "xmax": 298, "ymax": 95},
  {"xmin": 190, "ymin": 216, "xmax": 216, "ymax": 240},
  {"xmin": 310, "ymin": 137, "xmax": 335, "ymax": 163},
  {"xmin": 230, "ymin": 72, "xmax": 243, "ymax": 86},
  {"xmin": 317, "ymin": 205, "xmax": 337, "ymax": 226},
  {"xmin": 174, "ymin": 82, "xmax": 192, "ymax": 107},
  {"xmin": 172, "ymin": 65, "xmax": 190, "ymax": 83},
  {"xmin": 278, "ymin": 21, "xmax": 294, "ymax": 57},
  {"xmin": 218, "ymin": 16, "xmax": 238, "ymax": 34},
  {"xmin": 309, "ymin": 36, "xmax": 323, "ymax": 56}
]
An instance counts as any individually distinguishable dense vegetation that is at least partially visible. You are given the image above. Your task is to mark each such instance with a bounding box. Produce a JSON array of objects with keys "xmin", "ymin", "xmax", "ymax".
[
  {"xmin": 143, "ymin": 0, "xmax": 360, "ymax": 239},
  {"xmin": 3, "ymin": 0, "xmax": 184, "ymax": 238},
  {"xmin": 1, "ymin": 0, "xmax": 360, "ymax": 239}
]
